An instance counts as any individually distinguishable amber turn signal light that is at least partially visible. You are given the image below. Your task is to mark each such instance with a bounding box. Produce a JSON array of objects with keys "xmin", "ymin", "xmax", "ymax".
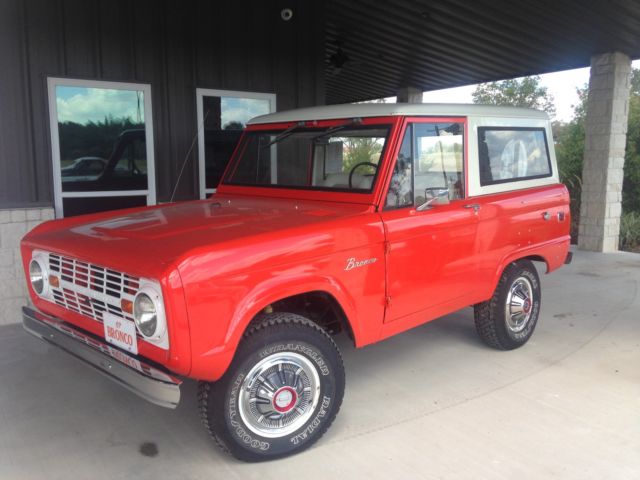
[
  {"xmin": 48, "ymin": 275, "xmax": 59, "ymax": 288},
  {"xmin": 121, "ymin": 299, "xmax": 133, "ymax": 314}
]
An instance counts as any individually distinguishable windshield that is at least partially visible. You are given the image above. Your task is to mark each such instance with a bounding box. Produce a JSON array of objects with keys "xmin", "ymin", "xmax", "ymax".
[{"xmin": 223, "ymin": 125, "xmax": 390, "ymax": 192}]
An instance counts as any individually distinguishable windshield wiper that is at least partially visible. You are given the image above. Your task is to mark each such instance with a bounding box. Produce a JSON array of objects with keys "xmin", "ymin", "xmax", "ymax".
[
  {"xmin": 310, "ymin": 117, "xmax": 363, "ymax": 142},
  {"xmin": 259, "ymin": 117, "xmax": 363, "ymax": 150},
  {"xmin": 260, "ymin": 121, "xmax": 306, "ymax": 149}
]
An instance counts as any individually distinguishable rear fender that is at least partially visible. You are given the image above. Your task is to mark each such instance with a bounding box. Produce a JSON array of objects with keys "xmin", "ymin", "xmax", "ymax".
[{"xmin": 489, "ymin": 238, "xmax": 570, "ymax": 296}]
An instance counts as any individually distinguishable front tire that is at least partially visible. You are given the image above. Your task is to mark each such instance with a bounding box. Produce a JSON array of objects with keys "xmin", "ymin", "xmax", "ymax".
[
  {"xmin": 198, "ymin": 313, "xmax": 345, "ymax": 462},
  {"xmin": 474, "ymin": 260, "xmax": 541, "ymax": 350}
]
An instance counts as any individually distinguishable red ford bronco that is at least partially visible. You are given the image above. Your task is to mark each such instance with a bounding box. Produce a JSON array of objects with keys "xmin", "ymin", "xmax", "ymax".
[{"xmin": 21, "ymin": 103, "xmax": 571, "ymax": 461}]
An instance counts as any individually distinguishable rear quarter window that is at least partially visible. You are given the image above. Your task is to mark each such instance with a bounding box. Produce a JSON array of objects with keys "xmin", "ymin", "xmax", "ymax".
[{"xmin": 478, "ymin": 127, "xmax": 552, "ymax": 186}]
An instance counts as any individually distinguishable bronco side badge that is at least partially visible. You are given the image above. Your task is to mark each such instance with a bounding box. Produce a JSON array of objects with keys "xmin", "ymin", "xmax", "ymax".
[{"xmin": 345, "ymin": 257, "xmax": 378, "ymax": 271}]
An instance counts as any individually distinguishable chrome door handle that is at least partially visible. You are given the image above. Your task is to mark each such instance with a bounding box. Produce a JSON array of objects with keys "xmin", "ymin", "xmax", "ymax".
[
  {"xmin": 463, "ymin": 204, "xmax": 480, "ymax": 213},
  {"xmin": 542, "ymin": 211, "xmax": 551, "ymax": 221}
]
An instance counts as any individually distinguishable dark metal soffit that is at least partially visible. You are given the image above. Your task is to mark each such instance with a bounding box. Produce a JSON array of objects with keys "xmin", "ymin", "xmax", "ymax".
[{"xmin": 324, "ymin": 0, "xmax": 640, "ymax": 104}]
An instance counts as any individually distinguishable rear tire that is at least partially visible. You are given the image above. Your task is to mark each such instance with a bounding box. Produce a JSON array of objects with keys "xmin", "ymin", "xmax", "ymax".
[
  {"xmin": 198, "ymin": 312, "xmax": 345, "ymax": 462},
  {"xmin": 474, "ymin": 260, "xmax": 541, "ymax": 350}
]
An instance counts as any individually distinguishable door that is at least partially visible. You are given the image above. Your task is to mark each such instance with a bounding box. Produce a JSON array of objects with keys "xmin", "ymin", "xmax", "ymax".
[{"xmin": 381, "ymin": 119, "xmax": 481, "ymax": 323}]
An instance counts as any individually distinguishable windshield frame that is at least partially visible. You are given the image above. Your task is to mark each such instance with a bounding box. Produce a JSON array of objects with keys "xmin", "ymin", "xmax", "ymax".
[{"xmin": 217, "ymin": 116, "xmax": 403, "ymax": 204}]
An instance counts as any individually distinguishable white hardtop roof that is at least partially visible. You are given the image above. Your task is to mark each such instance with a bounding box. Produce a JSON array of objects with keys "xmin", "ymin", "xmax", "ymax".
[{"xmin": 248, "ymin": 103, "xmax": 548, "ymax": 125}]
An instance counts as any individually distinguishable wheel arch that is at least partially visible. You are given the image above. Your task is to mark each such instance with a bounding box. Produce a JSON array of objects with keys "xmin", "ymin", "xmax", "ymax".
[
  {"xmin": 488, "ymin": 252, "xmax": 549, "ymax": 298},
  {"xmin": 225, "ymin": 276, "xmax": 360, "ymax": 355}
]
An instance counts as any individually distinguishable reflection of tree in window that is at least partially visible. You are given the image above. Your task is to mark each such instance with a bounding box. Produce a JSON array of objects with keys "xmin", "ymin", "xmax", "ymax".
[
  {"xmin": 53, "ymin": 84, "xmax": 152, "ymax": 215},
  {"xmin": 58, "ymin": 116, "xmax": 143, "ymax": 167},
  {"xmin": 56, "ymin": 88, "xmax": 148, "ymax": 193},
  {"xmin": 223, "ymin": 121, "xmax": 245, "ymax": 130}
]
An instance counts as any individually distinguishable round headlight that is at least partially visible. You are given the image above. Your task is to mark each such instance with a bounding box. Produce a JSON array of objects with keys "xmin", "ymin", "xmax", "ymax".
[
  {"xmin": 29, "ymin": 259, "xmax": 45, "ymax": 295},
  {"xmin": 133, "ymin": 292, "xmax": 158, "ymax": 338}
]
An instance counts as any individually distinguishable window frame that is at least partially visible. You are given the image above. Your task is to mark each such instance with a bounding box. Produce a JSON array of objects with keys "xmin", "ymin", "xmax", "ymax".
[
  {"xmin": 477, "ymin": 126, "xmax": 553, "ymax": 187},
  {"xmin": 196, "ymin": 88, "xmax": 276, "ymax": 199},
  {"xmin": 47, "ymin": 77, "xmax": 156, "ymax": 218}
]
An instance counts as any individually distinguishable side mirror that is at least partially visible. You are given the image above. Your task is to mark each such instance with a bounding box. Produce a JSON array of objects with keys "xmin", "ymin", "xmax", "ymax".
[{"xmin": 416, "ymin": 187, "xmax": 450, "ymax": 211}]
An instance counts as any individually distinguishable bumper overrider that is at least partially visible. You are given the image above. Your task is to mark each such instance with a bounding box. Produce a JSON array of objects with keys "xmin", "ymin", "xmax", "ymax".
[{"xmin": 22, "ymin": 306, "xmax": 181, "ymax": 408}]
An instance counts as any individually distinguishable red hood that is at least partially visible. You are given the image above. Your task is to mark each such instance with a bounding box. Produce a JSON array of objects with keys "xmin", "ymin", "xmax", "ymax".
[{"xmin": 22, "ymin": 195, "xmax": 380, "ymax": 279}]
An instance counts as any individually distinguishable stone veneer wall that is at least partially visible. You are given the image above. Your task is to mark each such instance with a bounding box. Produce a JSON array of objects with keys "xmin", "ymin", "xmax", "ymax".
[{"xmin": 0, "ymin": 208, "xmax": 55, "ymax": 326}]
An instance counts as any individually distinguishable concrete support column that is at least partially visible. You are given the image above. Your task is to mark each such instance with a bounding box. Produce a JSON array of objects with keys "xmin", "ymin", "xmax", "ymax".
[
  {"xmin": 578, "ymin": 52, "xmax": 632, "ymax": 252},
  {"xmin": 397, "ymin": 86, "xmax": 423, "ymax": 104}
]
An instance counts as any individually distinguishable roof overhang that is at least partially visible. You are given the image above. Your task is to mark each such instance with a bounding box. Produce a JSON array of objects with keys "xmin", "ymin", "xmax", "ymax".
[{"xmin": 324, "ymin": 0, "xmax": 640, "ymax": 104}]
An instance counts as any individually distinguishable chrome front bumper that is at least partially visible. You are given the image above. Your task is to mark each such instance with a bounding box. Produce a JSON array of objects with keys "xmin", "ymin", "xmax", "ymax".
[{"xmin": 22, "ymin": 306, "xmax": 181, "ymax": 409}]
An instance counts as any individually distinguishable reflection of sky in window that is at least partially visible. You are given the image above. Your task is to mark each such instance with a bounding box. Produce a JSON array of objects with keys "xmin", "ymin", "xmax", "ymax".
[
  {"xmin": 221, "ymin": 97, "xmax": 270, "ymax": 129},
  {"xmin": 56, "ymin": 86, "xmax": 145, "ymax": 124}
]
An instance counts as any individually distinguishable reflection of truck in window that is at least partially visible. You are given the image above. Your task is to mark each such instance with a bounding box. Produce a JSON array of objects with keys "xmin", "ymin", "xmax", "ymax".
[
  {"xmin": 60, "ymin": 156, "xmax": 107, "ymax": 181},
  {"xmin": 203, "ymin": 129, "xmax": 242, "ymax": 189},
  {"xmin": 61, "ymin": 129, "xmax": 147, "ymax": 193}
]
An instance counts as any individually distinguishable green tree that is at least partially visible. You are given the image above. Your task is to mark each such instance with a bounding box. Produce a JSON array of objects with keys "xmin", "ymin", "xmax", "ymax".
[
  {"xmin": 554, "ymin": 86, "xmax": 587, "ymax": 240},
  {"xmin": 472, "ymin": 75, "xmax": 556, "ymax": 118},
  {"xmin": 623, "ymin": 70, "xmax": 640, "ymax": 213}
]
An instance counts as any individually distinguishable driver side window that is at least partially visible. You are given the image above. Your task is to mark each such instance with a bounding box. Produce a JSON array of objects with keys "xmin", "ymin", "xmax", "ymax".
[
  {"xmin": 386, "ymin": 122, "xmax": 465, "ymax": 209},
  {"xmin": 385, "ymin": 125, "xmax": 413, "ymax": 208},
  {"xmin": 414, "ymin": 122, "xmax": 464, "ymax": 205}
]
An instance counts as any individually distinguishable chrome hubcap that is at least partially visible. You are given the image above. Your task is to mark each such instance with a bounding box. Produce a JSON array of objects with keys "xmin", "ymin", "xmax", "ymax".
[
  {"xmin": 505, "ymin": 276, "xmax": 534, "ymax": 333},
  {"xmin": 238, "ymin": 352, "xmax": 320, "ymax": 438}
]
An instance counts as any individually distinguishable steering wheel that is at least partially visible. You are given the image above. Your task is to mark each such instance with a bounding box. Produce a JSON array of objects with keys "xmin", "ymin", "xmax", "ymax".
[{"xmin": 348, "ymin": 162, "xmax": 378, "ymax": 188}]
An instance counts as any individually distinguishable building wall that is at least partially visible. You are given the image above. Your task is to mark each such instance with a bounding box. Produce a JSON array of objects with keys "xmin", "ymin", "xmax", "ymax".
[
  {"xmin": 0, "ymin": 208, "xmax": 54, "ymax": 325},
  {"xmin": 0, "ymin": 0, "xmax": 325, "ymax": 208},
  {"xmin": 0, "ymin": 0, "xmax": 325, "ymax": 323}
]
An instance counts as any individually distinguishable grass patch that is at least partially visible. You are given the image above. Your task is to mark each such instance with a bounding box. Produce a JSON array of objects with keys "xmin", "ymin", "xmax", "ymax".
[{"xmin": 619, "ymin": 211, "xmax": 640, "ymax": 252}]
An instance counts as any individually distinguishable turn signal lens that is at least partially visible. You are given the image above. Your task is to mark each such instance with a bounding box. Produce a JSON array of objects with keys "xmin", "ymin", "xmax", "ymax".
[
  {"xmin": 49, "ymin": 275, "xmax": 60, "ymax": 288},
  {"xmin": 121, "ymin": 299, "xmax": 133, "ymax": 314}
]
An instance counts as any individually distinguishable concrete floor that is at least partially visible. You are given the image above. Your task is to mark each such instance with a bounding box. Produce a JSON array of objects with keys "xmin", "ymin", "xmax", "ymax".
[{"xmin": 1, "ymin": 250, "xmax": 638, "ymax": 480}]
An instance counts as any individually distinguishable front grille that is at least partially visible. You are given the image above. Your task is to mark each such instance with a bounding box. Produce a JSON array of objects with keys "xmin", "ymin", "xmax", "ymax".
[{"xmin": 48, "ymin": 253, "xmax": 140, "ymax": 325}]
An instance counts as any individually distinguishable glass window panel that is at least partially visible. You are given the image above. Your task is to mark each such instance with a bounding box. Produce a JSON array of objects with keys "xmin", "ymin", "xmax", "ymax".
[
  {"xmin": 225, "ymin": 126, "xmax": 390, "ymax": 192},
  {"xmin": 385, "ymin": 125, "xmax": 414, "ymax": 209},
  {"xmin": 202, "ymin": 95, "xmax": 271, "ymax": 189},
  {"xmin": 62, "ymin": 196, "xmax": 146, "ymax": 217},
  {"xmin": 56, "ymin": 86, "xmax": 149, "ymax": 193},
  {"xmin": 413, "ymin": 122, "xmax": 464, "ymax": 203},
  {"xmin": 478, "ymin": 128, "xmax": 551, "ymax": 186}
]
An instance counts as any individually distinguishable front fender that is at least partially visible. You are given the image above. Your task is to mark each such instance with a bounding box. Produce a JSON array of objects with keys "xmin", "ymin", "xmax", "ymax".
[
  {"xmin": 186, "ymin": 252, "xmax": 385, "ymax": 381},
  {"xmin": 224, "ymin": 274, "xmax": 362, "ymax": 346}
]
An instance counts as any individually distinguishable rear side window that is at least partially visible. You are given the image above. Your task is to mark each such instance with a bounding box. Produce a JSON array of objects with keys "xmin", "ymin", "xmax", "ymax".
[{"xmin": 478, "ymin": 127, "xmax": 551, "ymax": 186}]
